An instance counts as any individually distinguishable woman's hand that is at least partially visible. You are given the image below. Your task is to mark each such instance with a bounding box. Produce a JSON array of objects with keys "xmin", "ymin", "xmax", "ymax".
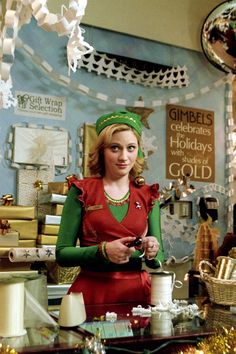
[
  {"xmin": 105, "ymin": 237, "xmax": 137, "ymax": 264},
  {"xmin": 142, "ymin": 236, "xmax": 159, "ymax": 260}
]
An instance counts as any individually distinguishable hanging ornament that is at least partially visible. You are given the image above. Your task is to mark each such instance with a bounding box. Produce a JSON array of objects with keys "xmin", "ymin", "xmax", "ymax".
[
  {"xmin": 160, "ymin": 175, "xmax": 195, "ymax": 205},
  {"xmin": 134, "ymin": 175, "xmax": 145, "ymax": 187},
  {"xmin": 201, "ymin": 1, "xmax": 236, "ymax": 74}
]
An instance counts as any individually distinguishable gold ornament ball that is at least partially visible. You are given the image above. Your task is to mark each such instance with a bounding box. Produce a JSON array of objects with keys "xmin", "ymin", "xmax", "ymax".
[{"xmin": 135, "ymin": 176, "xmax": 145, "ymax": 187}]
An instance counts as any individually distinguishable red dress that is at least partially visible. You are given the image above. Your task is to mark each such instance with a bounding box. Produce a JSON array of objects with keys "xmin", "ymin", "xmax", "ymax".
[{"xmin": 67, "ymin": 176, "xmax": 160, "ymax": 305}]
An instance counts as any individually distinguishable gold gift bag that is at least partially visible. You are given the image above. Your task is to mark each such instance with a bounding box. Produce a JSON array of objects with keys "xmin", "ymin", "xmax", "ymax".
[{"xmin": 46, "ymin": 261, "xmax": 80, "ymax": 284}]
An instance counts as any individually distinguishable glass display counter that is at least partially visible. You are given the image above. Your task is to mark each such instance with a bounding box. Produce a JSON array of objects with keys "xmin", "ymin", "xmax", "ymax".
[
  {"xmin": 0, "ymin": 326, "xmax": 85, "ymax": 353},
  {"xmin": 1, "ymin": 297, "xmax": 236, "ymax": 353}
]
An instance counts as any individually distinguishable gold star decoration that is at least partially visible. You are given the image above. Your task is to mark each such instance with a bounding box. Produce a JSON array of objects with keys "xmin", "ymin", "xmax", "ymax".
[{"xmin": 126, "ymin": 97, "xmax": 154, "ymax": 129}]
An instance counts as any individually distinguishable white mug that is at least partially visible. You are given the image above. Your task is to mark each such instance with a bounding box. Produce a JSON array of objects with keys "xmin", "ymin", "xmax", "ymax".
[{"xmin": 58, "ymin": 292, "xmax": 86, "ymax": 327}]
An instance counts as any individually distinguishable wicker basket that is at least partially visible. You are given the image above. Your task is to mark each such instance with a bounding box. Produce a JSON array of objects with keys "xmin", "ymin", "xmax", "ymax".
[
  {"xmin": 199, "ymin": 260, "xmax": 236, "ymax": 306},
  {"xmin": 207, "ymin": 307, "xmax": 236, "ymax": 329}
]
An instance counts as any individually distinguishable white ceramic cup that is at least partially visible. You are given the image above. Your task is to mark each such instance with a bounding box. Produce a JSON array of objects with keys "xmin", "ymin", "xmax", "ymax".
[{"xmin": 58, "ymin": 292, "xmax": 86, "ymax": 327}]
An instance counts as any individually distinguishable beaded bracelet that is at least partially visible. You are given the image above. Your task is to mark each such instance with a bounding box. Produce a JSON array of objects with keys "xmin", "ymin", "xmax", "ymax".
[
  {"xmin": 98, "ymin": 242, "xmax": 104, "ymax": 258},
  {"xmin": 102, "ymin": 241, "xmax": 110, "ymax": 260},
  {"xmin": 98, "ymin": 241, "xmax": 110, "ymax": 261}
]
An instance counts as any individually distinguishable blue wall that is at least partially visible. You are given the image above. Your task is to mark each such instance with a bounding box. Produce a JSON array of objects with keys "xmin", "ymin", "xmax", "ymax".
[{"xmin": 0, "ymin": 19, "xmax": 229, "ymax": 259}]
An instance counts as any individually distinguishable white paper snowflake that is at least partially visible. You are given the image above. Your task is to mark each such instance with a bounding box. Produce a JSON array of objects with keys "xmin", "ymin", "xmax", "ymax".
[
  {"xmin": 141, "ymin": 131, "xmax": 158, "ymax": 159},
  {"xmin": 0, "ymin": 78, "xmax": 17, "ymax": 109}
]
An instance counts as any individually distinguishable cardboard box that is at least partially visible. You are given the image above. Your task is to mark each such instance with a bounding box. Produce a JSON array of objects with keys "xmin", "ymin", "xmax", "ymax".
[
  {"xmin": 0, "ymin": 205, "xmax": 35, "ymax": 220},
  {"xmin": 40, "ymin": 224, "xmax": 59, "ymax": 235},
  {"xmin": 37, "ymin": 234, "xmax": 58, "ymax": 245},
  {"xmin": 48, "ymin": 182, "xmax": 68, "ymax": 195},
  {"xmin": 44, "ymin": 215, "xmax": 61, "ymax": 225},
  {"xmin": 19, "ymin": 240, "xmax": 37, "ymax": 247},
  {"xmin": 52, "ymin": 204, "xmax": 64, "ymax": 216},
  {"xmin": 0, "ymin": 231, "xmax": 19, "ymax": 247},
  {"xmin": 9, "ymin": 219, "xmax": 38, "ymax": 239},
  {"xmin": 39, "ymin": 194, "xmax": 67, "ymax": 204},
  {"xmin": 17, "ymin": 169, "xmax": 53, "ymax": 218}
]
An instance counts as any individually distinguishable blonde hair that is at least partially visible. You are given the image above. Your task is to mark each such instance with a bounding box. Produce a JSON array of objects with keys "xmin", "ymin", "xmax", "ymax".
[{"xmin": 88, "ymin": 124, "xmax": 144, "ymax": 177}]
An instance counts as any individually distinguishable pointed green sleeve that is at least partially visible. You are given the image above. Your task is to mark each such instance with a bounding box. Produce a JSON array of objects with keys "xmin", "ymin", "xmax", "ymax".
[
  {"xmin": 56, "ymin": 185, "xmax": 103, "ymax": 267},
  {"xmin": 144, "ymin": 200, "xmax": 165, "ymax": 268}
]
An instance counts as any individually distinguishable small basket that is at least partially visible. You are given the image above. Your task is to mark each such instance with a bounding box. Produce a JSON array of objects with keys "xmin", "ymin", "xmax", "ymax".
[{"xmin": 199, "ymin": 260, "xmax": 236, "ymax": 306}]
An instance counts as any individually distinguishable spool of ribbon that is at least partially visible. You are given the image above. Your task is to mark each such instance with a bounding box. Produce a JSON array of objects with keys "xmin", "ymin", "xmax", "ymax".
[
  {"xmin": 150, "ymin": 271, "xmax": 182, "ymax": 306},
  {"xmin": 0, "ymin": 282, "xmax": 26, "ymax": 337}
]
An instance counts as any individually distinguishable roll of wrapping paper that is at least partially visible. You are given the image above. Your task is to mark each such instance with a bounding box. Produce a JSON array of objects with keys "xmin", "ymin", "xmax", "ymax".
[
  {"xmin": 8, "ymin": 247, "xmax": 55, "ymax": 263},
  {"xmin": 0, "ymin": 248, "xmax": 12, "ymax": 258},
  {"xmin": 0, "ymin": 282, "xmax": 26, "ymax": 337},
  {"xmin": 216, "ymin": 256, "xmax": 236, "ymax": 279}
]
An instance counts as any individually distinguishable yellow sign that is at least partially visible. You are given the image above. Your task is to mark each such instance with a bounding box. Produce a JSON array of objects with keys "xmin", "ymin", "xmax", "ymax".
[{"xmin": 166, "ymin": 104, "xmax": 215, "ymax": 182}]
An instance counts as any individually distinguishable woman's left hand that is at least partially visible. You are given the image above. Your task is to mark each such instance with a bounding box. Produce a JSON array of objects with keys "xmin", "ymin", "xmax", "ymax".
[{"xmin": 142, "ymin": 236, "xmax": 159, "ymax": 260}]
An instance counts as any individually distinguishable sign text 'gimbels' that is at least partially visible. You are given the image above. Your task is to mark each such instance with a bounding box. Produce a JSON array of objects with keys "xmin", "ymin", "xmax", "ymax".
[{"xmin": 166, "ymin": 104, "xmax": 215, "ymax": 182}]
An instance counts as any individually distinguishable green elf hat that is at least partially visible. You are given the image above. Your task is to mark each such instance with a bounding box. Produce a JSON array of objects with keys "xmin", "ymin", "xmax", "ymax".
[
  {"xmin": 95, "ymin": 110, "xmax": 144, "ymax": 157},
  {"xmin": 96, "ymin": 110, "xmax": 142, "ymax": 136}
]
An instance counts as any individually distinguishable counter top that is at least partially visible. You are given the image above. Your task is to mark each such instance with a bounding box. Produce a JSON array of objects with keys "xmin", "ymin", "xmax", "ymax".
[{"xmin": 1, "ymin": 297, "xmax": 236, "ymax": 353}]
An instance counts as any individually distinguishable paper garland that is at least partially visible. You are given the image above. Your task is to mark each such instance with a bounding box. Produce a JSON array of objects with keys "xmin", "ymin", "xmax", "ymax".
[
  {"xmin": 17, "ymin": 38, "xmax": 232, "ymax": 109},
  {"xmin": 77, "ymin": 50, "xmax": 189, "ymax": 89},
  {"xmin": 225, "ymin": 76, "xmax": 235, "ymax": 231},
  {"xmin": 0, "ymin": 0, "xmax": 93, "ymax": 108}
]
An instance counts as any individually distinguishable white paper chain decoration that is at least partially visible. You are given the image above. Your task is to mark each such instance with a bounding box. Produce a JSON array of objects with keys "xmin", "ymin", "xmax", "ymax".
[
  {"xmin": 0, "ymin": 78, "xmax": 17, "ymax": 108},
  {"xmin": 18, "ymin": 39, "xmax": 231, "ymax": 109},
  {"xmin": 141, "ymin": 131, "xmax": 158, "ymax": 159},
  {"xmin": 225, "ymin": 75, "xmax": 235, "ymax": 231},
  {"xmin": 0, "ymin": 0, "xmax": 93, "ymax": 109},
  {"xmin": 78, "ymin": 50, "xmax": 189, "ymax": 88}
]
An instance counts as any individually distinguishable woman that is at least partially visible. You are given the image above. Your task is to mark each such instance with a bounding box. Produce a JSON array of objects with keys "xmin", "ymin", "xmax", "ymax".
[{"xmin": 56, "ymin": 110, "xmax": 165, "ymax": 305}]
